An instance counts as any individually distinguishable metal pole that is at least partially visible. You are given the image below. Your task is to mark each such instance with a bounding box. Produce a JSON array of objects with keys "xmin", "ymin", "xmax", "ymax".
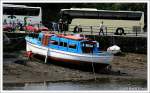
[
  {"xmin": 106, "ymin": 27, "xmax": 107, "ymax": 36},
  {"xmin": 136, "ymin": 27, "xmax": 137, "ymax": 36},
  {"xmin": 91, "ymin": 26, "xmax": 93, "ymax": 35}
]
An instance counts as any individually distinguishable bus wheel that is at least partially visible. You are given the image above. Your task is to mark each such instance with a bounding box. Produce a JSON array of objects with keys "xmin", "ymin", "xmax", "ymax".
[{"xmin": 115, "ymin": 28, "xmax": 124, "ymax": 35}]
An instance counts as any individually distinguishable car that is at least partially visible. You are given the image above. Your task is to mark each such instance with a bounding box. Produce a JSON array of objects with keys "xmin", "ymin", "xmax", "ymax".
[
  {"xmin": 3, "ymin": 24, "xmax": 13, "ymax": 31},
  {"xmin": 23, "ymin": 24, "xmax": 49, "ymax": 33},
  {"xmin": 39, "ymin": 25, "xmax": 49, "ymax": 31},
  {"xmin": 23, "ymin": 25, "xmax": 38, "ymax": 32}
]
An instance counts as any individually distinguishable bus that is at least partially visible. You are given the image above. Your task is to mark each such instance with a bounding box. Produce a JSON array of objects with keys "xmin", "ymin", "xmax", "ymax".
[
  {"xmin": 3, "ymin": 4, "xmax": 42, "ymax": 30},
  {"xmin": 60, "ymin": 8, "xmax": 144, "ymax": 35}
]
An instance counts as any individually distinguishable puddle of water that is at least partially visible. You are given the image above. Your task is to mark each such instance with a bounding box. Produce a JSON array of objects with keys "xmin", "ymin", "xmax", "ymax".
[{"xmin": 3, "ymin": 80, "xmax": 147, "ymax": 90}]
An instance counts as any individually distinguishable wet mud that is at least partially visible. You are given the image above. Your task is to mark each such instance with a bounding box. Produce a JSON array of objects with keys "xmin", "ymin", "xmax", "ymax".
[{"xmin": 3, "ymin": 51, "xmax": 147, "ymax": 84}]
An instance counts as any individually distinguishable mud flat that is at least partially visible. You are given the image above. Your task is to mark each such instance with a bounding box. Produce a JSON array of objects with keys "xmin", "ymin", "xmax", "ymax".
[{"xmin": 3, "ymin": 51, "xmax": 147, "ymax": 84}]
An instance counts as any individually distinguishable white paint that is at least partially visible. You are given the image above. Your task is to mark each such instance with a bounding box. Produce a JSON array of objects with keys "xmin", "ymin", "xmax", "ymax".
[
  {"xmin": 107, "ymin": 45, "xmax": 121, "ymax": 54},
  {"xmin": 26, "ymin": 41, "xmax": 113, "ymax": 64}
]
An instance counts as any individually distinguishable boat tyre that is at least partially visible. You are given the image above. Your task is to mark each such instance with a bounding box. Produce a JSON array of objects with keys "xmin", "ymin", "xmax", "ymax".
[
  {"xmin": 98, "ymin": 65, "xmax": 112, "ymax": 74},
  {"xmin": 104, "ymin": 65, "xmax": 112, "ymax": 73},
  {"xmin": 115, "ymin": 28, "xmax": 125, "ymax": 35}
]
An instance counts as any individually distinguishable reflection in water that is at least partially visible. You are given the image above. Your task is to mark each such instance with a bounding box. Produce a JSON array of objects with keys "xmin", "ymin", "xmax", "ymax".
[{"xmin": 3, "ymin": 79, "xmax": 147, "ymax": 90}]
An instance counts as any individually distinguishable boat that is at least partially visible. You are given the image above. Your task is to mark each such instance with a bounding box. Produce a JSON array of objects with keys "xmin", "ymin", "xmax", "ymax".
[{"xmin": 25, "ymin": 32, "xmax": 113, "ymax": 71}]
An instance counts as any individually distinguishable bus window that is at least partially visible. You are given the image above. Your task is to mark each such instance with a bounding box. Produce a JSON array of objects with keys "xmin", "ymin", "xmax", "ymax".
[
  {"xmin": 127, "ymin": 12, "xmax": 142, "ymax": 20},
  {"xmin": 83, "ymin": 11, "xmax": 99, "ymax": 18},
  {"xmin": 3, "ymin": 4, "xmax": 42, "ymax": 26},
  {"xmin": 3, "ymin": 7, "xmax": 40, "ymax": 16}
]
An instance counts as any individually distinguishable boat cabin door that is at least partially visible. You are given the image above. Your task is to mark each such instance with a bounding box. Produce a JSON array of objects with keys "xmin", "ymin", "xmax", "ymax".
[
  {"xmin": 42, "ymin": 34, "xmax": 51, "ymax": 46},
  {"xmin": 82, "ymin": 42, "xmax": 95, "ymax": 53}
]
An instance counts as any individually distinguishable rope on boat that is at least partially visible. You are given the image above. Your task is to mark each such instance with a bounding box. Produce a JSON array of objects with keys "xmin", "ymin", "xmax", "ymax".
[
  {"xmin": 81, "ymin": 32, "xmax": 96, "ymax": 81},
  {"xmin": 45, "ymin": 48, "xmax": 49, "ymax": 63},
  {"xmin": 26, "ymin": 41, "xmax": 32, "ymax": 60},
  {"xmin": 91, "ymin": 52, "xmax": 97, "ymax": 81}
]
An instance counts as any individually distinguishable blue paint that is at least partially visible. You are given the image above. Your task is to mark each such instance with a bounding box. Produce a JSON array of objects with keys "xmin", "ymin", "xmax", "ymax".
[
  {"xmin": 26, "ymin": 33, "xmax": 100, "ymax": 54},
  {"xmin": 50, "ymin": 35, "xmax": 59, "ymax": 49}
]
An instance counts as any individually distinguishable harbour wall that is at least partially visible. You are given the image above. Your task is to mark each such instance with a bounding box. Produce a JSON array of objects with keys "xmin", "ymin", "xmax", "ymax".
[
  {"xmin": 87, "ymin": 35, "xmax": 147, "ymax": 54},
  {"xmin": 3, "ymin": 32, "xmax": 147, "ymax": 54}
]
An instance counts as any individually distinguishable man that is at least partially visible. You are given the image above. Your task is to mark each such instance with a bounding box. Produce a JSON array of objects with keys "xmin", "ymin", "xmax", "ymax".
[
  {"xmin": 99, "ymin": 21, "xmax": 105, "ymax": 36},
  {"xmin": 73, "ymin": 25, "xmax": 78, "ymax": 33},
  {"xmin": 52, "ymin": 22, "xmax": 57, "ymax": 31},
  {"xmin": 58, "ymin": 18, "xmax": 63, "ymax": 33},
  {"xmin": 24, "ymin": 17, "xmax": 28, "ymax": 32},
  {"xmin": 24, "ymin": 17, "xmax": 28, "ymax": 26},
  {"xmin": 78, "ymin": 25, "xmax": 82, "ymax": 33},
  {"xmin": 73, "ymin": 24, "xmax": 82, "ymax": 33}
]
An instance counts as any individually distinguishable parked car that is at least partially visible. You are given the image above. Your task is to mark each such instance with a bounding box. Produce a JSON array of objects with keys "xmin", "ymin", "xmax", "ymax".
[
  {"xmin": 3, "ymin": 24, "xmax": 12, "ymax": 31},
  {"xmin": 24, "ymin": 24, "xmax": 49, "ymax": 33}
]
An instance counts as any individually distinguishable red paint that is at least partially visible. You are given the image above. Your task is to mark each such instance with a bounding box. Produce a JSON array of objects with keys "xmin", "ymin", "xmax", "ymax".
[
  {"xmin": 27, "ymin": 51, "xmax": 33, "ymax": 58},
  {"xmin": 23, "ymin": 25, "xmax": 49, "ymax": 33}
]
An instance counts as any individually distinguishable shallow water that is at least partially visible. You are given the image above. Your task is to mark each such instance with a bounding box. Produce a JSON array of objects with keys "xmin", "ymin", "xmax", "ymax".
[{"xmin": 4, "ymin": 80, "xmax": 147, "ymax": 90}]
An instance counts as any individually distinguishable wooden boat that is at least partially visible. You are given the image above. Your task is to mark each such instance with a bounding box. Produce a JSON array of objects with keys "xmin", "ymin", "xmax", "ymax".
[{"xmin": 25, "ymin": 32, "xmax": 113, "ymax": 71}]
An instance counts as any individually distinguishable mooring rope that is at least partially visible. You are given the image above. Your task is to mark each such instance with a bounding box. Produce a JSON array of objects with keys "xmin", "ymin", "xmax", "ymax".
[
  {"xmin": 44, "ymin": 48, "xmax": 49, "ymax": 64},
  {"xmin": 91, "ymin": 34, "xmax": 97, "ymax": 81},
  {"xmin": 91, "ymin": 52, "xmax": 97, "ymax": 81}
]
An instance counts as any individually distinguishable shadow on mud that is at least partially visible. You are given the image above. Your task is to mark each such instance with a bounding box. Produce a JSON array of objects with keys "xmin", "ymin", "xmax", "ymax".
[{"xmin": 30, "ymin": 54, "xmax": 128, "ymax": 76}]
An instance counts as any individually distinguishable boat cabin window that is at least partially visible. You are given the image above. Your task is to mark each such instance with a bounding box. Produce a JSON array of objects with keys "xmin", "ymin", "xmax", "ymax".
[
  {"xmin": 50, "ymin": 40, "xmax": 58, "ymax": 45},
  {"xmin": 82, "ymin": 42, "xmax": 94, "ymax": 53},
  {"xmin": 69, "ymin": 44, "xmax": 76, "ymax": 49},
  {"xmin": 59, "ymin": 42, "xmax": 68, "ymax": 47}
]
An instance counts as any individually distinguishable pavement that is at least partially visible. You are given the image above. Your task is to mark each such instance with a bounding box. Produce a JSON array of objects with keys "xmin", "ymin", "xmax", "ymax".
[{"xmin": 3, "ymin": 30, "xmax": 147, "ymax": 37}]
